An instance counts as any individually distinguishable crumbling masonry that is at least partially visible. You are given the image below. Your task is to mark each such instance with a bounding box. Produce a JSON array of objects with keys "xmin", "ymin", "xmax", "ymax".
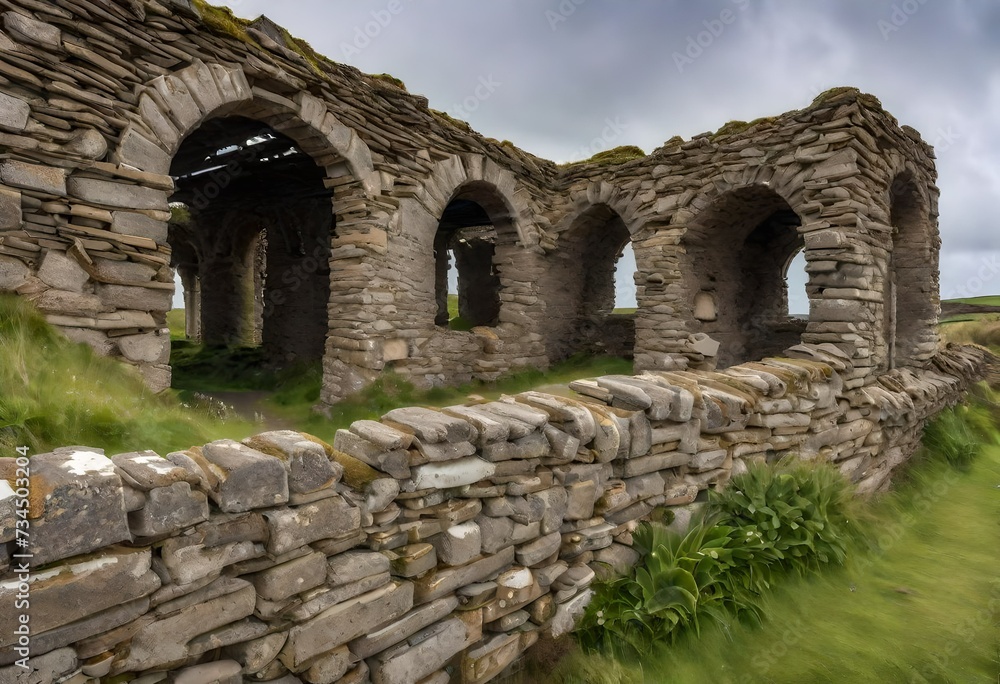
[{"xmin": 0, "ymin": 1, "xmax": 989, "ymax": 683}]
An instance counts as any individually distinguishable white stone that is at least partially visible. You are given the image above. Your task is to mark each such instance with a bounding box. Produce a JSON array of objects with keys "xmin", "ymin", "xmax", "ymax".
[{"xmin": 408, "ymin": 457, "xmax": 495, "ymax": 491}]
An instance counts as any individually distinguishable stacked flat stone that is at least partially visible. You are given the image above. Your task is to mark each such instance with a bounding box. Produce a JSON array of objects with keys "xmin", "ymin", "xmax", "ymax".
[{"xmin": 0, "ymin": 344, "xmax": 989, "ymax": 684}]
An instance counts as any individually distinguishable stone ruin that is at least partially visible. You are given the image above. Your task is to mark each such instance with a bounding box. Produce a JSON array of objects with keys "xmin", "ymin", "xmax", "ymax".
[{"xmin": 0, "ymin": 1, "xmax": 992, "ymax": 683}]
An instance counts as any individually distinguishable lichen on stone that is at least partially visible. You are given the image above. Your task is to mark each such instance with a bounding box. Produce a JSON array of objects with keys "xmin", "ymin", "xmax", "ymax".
[
  {"xmin": 192, "ymin": 0, "xmax": 253, "ymax": 43},
  {"xmin": 585, "ymin": 145, "xmax": 647, "ymax": 166},
  {"xmin": 371, "ymin": 73, "xmax": 407, "ymax": 91}
]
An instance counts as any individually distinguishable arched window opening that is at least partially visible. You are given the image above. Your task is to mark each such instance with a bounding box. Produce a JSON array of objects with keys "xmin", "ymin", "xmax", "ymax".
[
  {"xmin": 167, "ymin": 116, "xmax": 333, "ymax": 366},
  {"xmin": 885, "ymin": 174, "xmax": 936, "ymax": 368},
  {"xmin": 434, "ymin": 193, "xmax": 502, "ymax": 330},
  {"xmin": 685, "ymin": 187, "xmax": 807, "ymax": 368},
  {"xmin": 546, "ymin": 204, "xmax": 635, "ymax": 361},
  {"xmin": 785, "ymin": 249, "xmax": 810, "ymax": 318}
]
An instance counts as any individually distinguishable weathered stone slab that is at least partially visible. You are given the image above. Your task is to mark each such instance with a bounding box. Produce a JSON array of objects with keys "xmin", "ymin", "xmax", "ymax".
[
  {"xmin": 97, "ymin": 283, "xmax": 172, "ymax": 311},
  {"xmin": 128, "ymin": 481, "xmax": 209, "ymax": 536},
  {"xmin": 263, "ymin": 494, "xmax": 360, "ymax": 555},
  {"xmin": 413, "ymin": 546, "xmax": 515, "ymax": 605},
  {"xmin": 115, "ymin": 581, "xmax": 256, "ymax": 672},
  {"xmin": 112, "ymin": 450, "xmax": 197, "ymax": 490},
  {"xmin": 247, "ymin": 551, "xmax": 327, "ymax": 602},
  {"xmin": 280, "ymin": 581, "xmax": 413, "ymax": 669},
  {"xmin": 244, "ymin": 431, "xmax": 341, "ymax": 493},
  {"xmin": 406, "ymin": 457, "xmax": 495, "ymax": 491},
  {"xmin": 200, "ymin": 440, "xmax": 289, "ymax": 513},
  {"xmin": 383, "ymin": 407, "xmax": 476, "ymax": 443},
  {"xmin": 0, "ymin": 255, "xmax": 27, "ymax": 291},
  {"xmin": 111, "ymin": 210, "xmax": 168, "ymax": 242},
  {"xmin": 369, "ymin": 611, "xmax": 482, "ymax": 684},
  {"xmin": 67, "ymin": 177, "xmax": 169, "ymax": 211},
  {"xmin": 0, "ymin": 160, "xmax": 66, "ymax": 195},
  {"xmin": 349, "ymin": 596, "xmax": 459, "ymax": 659},
  {"xmin": 159, "ymin": 537, "xmax": 263, "ymax": 585},
  {"xmin": 117, "ymin": 332, "xmax": 171, "ymax": 364},
  {"xmin": 0, "ymin": 546, "xmax": 158, "ymax": 648},
  {"xmin": 0, "ymin": 91, "xmax": 29, "ymax": 132},
  {"xmin": 431, "ymin": 521, "xmax": 481, "ymax": 566},
  {"xmin": 27, "ymin": 449, "xmax": 130, "ymax": 566}
]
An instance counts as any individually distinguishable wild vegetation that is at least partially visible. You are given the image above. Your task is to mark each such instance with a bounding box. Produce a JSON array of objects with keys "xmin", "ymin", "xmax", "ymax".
[{"xmin": 530, "ymin": 385, "xmax": 1000, "ymax": 683}]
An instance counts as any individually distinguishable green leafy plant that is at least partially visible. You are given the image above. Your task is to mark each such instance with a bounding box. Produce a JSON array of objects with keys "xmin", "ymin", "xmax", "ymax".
[
  {"xmin": 576, "ymin": 516, "xmax": 771, "ymax": 659},
  {"xmin": 711, "ymin": 460, "xmax": 859, "ymax": 574}
]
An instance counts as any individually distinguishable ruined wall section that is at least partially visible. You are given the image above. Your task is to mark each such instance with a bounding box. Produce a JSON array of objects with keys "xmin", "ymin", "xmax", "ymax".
[
  {"xmin": 542, "ymin": 89, "xmax": 939, "ymax": 385},
  {"xmin": 0, "ymin": 345, "xmax": 989, "ymax": 684}
]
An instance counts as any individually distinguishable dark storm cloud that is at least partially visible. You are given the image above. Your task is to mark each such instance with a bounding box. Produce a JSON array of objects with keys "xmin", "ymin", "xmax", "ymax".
[{"xmin": 218, "ymin": 0, "xmax": 1000, "ymax": 299}]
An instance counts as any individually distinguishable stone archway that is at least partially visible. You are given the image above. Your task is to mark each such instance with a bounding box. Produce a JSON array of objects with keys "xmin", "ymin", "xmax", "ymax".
[
  {"xmin": 682, "ymin": 184, "xmax": 808, "ymax": 368},
  {"xmin": 100, "ymin": 60, "xmax": 380, "ymax": 386},
  {"xmin": 544, "ymin": 203, "xmax": 635, "ymax": 361},
  {"xmin": 884, "ymin": 170, "xmax": 939, "ymax": 368}
]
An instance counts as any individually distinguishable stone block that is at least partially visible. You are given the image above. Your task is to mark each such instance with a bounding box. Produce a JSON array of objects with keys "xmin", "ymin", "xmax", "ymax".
[
  {"xmin": 327, "ymin": 549, "xmax": 390, "ymax": 585},
  {"xmin": 2, "ymin": 11, "xmax": 59, "ymax": 47},
  {"xmin": 117, "ymin": 332, "xmax": 171, "ymax": 364},
  {"xmin": 369, "ymin": 612, "xmax": 482, "ymax": 684},
  {"xmin": 516, "ymin": 531, "xmax": 561, "ymax": 567},
  {"xmin": 97, "ymin": 283, "xmax": 172, "ymax": 312},
  {"xmin": 111, "ymin": 210, "xmax": 168, "ymax": 242},
  {"xmin": 31, "ymin": 288, "xmax": 103, "ymax": 316},
  {"xmin": 0, "ymin": 647, "xmax": 76, "ymax": 684},
  {"xmin": 0, "ymin": 546, "xmax": 158, "ymax": 648},
  {"xmin": 349, "ymin": 596, "xmax": 459, "ymax": 659},
  {"xmin": 383, "ymin": 543, "xmax": 437, "ymax": 577},
  {"xmin": 431, "ymin": 521, "xmax": 481, "ymax": 566},
  {"xmin": 200, "ymin": 440, "xmax": 288, "ymax": 513},
  {"xmin": 407, "ymin": 457, "xmax": 495, "ymax": 491},
  {"xmin": 0, "ymin": 91, "xmax": 29, "ymax": 132},
  {"xmin": 383, "ymin": 407, "xmax": 476, "ymax": 443},
  {"xmin": 0, "ymin": 160, "xmax": 65, "ymax": 195},
  {"xmin": 128, "ymin": 481, "xmax": 209, "ymax": 536},
  {"xmin": 2, "ymin": 597, "xmax": 148, "ymax": 666},
  {"xmin": 116, "ymin": 581, "xmax": 256, "ymax": 672},
  {"xmin": 0, "ymin": 255, "xmax": 27, "ymax": 292},
  {"xmin": 247, "ymin": 551, "xmax": 328, "ymax": 602},
  {"xmin": 112, "ymin": 450, "xmax": 197, "ymax": 490},
  {"xmin": 159, "ymin": 537, "xmax": 263, "ymax": 585},
  {"xmin": 26, "ymin": 449, "xmax": 130, "ymax": 566},
  {"xmin": 173, "ymin": 660, "xmax": 242, "ymax": 684},
  {"xmin": 221, "ymin": 632, "xmax": 287, "ymax": 675},
  {"xmin": 263, "ymin": 494, "xmax": 360, "ymax": 555},
  {"xmin": 68, "ymin": 177, "xmax": 169, "ymax": 211},
  {"xmin": 302, "ymin": 644, "xmax": 352, "ymax": 683},
  {"xmin": 280, "ymin": 581, "xmax": 414, "ymax": 669},
  {"xmin": 413, "ymin": 546, "xmax": 515, "ymax": 605},
  {"xmin": 244, "ymin": 431, "xmax": 341, "ymax": 494}
]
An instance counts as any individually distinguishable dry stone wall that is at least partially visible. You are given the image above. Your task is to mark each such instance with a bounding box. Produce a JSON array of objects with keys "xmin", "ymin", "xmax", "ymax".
[{"xmin": 0, "ymin": 345, "xmax": 989, "ymax": 684}]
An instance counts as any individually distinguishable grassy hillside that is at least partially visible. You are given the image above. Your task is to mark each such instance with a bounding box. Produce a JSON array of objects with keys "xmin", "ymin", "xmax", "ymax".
[{"xmin": 0, "ymin": 295, "xmax": 252, "ymax": 455}]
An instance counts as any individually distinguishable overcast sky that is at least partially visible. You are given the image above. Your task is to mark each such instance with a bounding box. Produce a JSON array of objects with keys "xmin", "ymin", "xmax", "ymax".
[{"xmin": 209, "ymin": 0, "xmax": 1000, "ymax": 313}]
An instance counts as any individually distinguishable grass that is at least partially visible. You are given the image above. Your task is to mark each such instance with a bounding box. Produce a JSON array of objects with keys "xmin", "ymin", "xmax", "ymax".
[
  {"xmin": 165, "ymin": 306, "xmax": 632, "ymax": 442},
  {"xmin": 539, "ymin": 392, "xmax": 1000, "ymax": 683},
  {"xmin": 0, "ymin": 295, "xmax": 253, "ymax": 455}
]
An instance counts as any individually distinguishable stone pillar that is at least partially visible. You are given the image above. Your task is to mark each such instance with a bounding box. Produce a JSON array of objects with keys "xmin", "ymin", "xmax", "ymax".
[{"xmin": 262, "ymin": 202, "xmax": 332, "ymax": 363}]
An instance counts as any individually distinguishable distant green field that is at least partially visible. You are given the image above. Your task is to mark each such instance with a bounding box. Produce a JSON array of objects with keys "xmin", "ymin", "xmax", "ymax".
[{"xmin": 942, "ymin": 295, "xmax": 1000, "ymax": 307}]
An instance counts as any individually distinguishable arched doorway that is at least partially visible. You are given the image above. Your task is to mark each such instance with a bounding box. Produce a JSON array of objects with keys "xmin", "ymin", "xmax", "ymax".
[
  {"xmin": 684, "ymin": 186, "xmax": 808, "ymax": 367},
  {"xmin": 884, "ymin": 173, "xmax": 938, "ymax": 368},
  {"xmin": 168, "ymin": 116, "xmax": 332, "ymax": 364},
  {"xmin": 546, "ymin": 204, "xmax": 635, "ymax": 361}
]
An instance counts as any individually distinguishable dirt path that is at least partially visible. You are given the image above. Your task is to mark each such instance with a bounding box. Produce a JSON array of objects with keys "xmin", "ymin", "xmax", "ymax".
[{"xmin": 203, "ymin": 391, "xmax": 295, "ymax": 432}]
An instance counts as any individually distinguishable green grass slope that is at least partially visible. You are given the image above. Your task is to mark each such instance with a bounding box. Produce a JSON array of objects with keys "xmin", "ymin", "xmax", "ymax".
[{"xmin": 0, "ymin": 295, "xmax": 252, "ymax": 455}]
